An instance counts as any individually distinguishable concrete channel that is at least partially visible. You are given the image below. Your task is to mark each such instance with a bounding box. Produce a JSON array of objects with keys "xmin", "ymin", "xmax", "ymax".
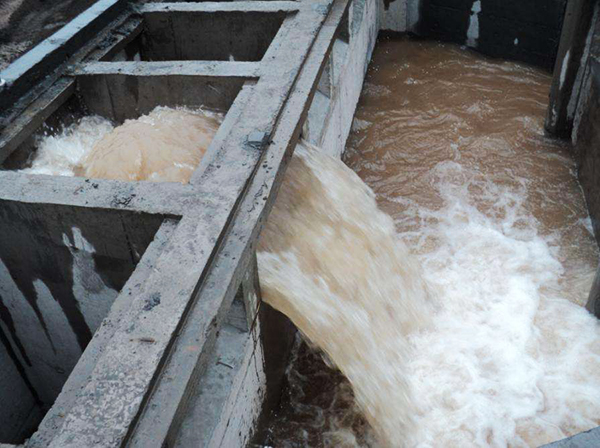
[{"xmin": 0, "ymin": 0, "xmax": 599, "ymax": 446}]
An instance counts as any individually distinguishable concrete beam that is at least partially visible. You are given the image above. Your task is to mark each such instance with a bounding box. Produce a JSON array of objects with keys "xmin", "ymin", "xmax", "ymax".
[
  {"xmin": 587, "ymin": 266, "xmax": 600, "ymax": 318},
  {"xmin": 72, "ymin": 61, "xmax": 262, "ymax": 78},
  {"xmin": 0, "ymin": 0, "xmax": 128, "ymax": 108},
  {"xmin": 121, "ymin": 1, "xmax": 351, "ymax": 445},
  {"xmin": 138, "ymin": 1, "xmax": 300, "ymax": 14},
  {"xmin": 0, "ymin": 16, "xmax": 144, "ymax": 164},
  {"xmin": 545, "ymin": 0, "xmax": 596, "ymax": 138},
  {"xmin": 542, "ymin": 425, "xmax": 600, "ymax": 447}
]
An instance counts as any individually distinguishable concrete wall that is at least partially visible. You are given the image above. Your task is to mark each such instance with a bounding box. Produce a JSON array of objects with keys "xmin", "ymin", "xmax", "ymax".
[
  {"xmin": 545, "ymin": 0, "xmax": 598, "ymax": 138},
  {"xmin": 307, "ymin": 0, "xmax": 380, "ymax": 157},
  {"xmin": 556, "ymin": 3, "xmax": 600, "ymax": 318},
  {"xmin": 379, "ymin": 0, "xmax": 567, "ymax": 71},
  {"xmin": 0, "ymin": 203, "xmax": 162, "ymax": 415},
  {"xmin": 573, "ymin": 57, "xmax": 600, "ymax": 317},
  {"xmin": 142, "ymin": 10, "xmax": 286, "ymax": 62},
  {"xmin": 173, "ymin": 300, "xmax": 295, "ymax": 448},
  {"xmin": 0, "ymin": 337, "xmax": 41, "ymax": 443},
  {"xmin": 573, "ymin": 60, "xmax": 600, "ymax": 244}
]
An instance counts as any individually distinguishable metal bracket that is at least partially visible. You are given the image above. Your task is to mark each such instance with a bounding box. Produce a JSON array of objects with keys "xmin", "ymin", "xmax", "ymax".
[{"xmin": 246, "ymin": 131, "xmax": 270, "ymax": 151}]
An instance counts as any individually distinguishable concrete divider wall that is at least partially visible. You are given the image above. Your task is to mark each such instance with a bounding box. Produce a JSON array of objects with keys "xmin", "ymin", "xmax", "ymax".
[
  {"xmin": 0, "ymin": 203, "xmax": 163, "ymax": 444},
  {"xmin": 572, "ymin": 57, "xmax": 600, "ymax": 320},
  {"xmin": 318, "ymin": 0, "xmax": 380, "ymax": 157},
  {"xmin": 168, "ymin": 0, "xmax": 381, "ymax": 444},
  {"xmin": 549, "ymin": 4, "xmax": 600, "ymax": 324}
]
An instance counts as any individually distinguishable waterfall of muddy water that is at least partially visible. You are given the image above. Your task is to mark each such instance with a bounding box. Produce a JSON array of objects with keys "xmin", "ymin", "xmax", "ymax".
[
  {"xmin": 257, "ymin": 141, "xmax": 434, "ymax": 447},
  {"xmin": 263, "ymin": 37, "xmax": 600, "ymax": 447},
  {"xmin": 23, "ymin": 107, "xmax": 221, "ymax": 183}
]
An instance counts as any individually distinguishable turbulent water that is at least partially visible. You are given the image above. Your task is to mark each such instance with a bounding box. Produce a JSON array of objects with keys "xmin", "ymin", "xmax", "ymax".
[
  {"xmin": 23, "ymin": 107, "xmax": 221, "ymax": 182},
  {"xmin": 257, "ymin": 142, "xmax": 433, "ymax": 446},
  {"xmin": 263, "ymin": 37, "xmax": 600, "ymax": 447}
]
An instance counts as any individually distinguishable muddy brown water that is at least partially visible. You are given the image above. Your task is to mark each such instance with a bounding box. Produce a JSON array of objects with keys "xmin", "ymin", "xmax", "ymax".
[
  {"xmin": 261, "ymin": 36, "xmax": 600, "ymax": 448},
  {"xmin": 345, "ymin": 37, "xmax": 597, "ymax": 286}
]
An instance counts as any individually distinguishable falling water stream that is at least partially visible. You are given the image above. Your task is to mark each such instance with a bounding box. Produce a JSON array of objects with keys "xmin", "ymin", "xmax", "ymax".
[{"xmin": 23, "ymin": 36, "xmax": 600, "ymax": 448}]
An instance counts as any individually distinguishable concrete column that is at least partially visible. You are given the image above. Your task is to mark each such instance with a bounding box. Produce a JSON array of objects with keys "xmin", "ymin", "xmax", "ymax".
[
  {"xmin": 586, "ymin": 265, "xmax": 600, "ymax": 318},
  {"xmin": 545, "ymin": 0, "xmax": 597, "ymax": 138}
]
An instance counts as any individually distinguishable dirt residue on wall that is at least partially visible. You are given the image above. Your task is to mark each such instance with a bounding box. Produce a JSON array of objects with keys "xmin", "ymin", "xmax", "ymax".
[{"xmin": 0, "ymin": 0, "xmax": 98, "ymax": 70}]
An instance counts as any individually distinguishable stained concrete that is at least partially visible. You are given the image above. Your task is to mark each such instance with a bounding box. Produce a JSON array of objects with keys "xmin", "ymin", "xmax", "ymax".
[
  {"xmin": 545, "ymin": 0, "xmax": 597, "ymax": 137},
  {"xmin": 0, "ymin": 338, "xmax": 41, "ymax": 443},
  {"xmin": 574, "ymin": 60, "xmax": 600, "ymax": 244},
  {"xmin": 0, "ymin": 0, "xmax": 357, "ymax": 445},
  {"xmin": 567, "ymin": 3, "xmax": 600, "ymax": 254},
  {"xmin": 0, "ymin": 203, "xmax": 163, "ymax": 407},
  {"xmin": 573, "ymin": 57, "xmax": 600, "ymax": 319},
  {"xmin": 411, "ymin": 0, "xmax": 567, "ymax": 70}
]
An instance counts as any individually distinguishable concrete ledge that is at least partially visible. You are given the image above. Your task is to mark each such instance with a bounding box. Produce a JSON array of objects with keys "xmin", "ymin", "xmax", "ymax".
[
  {"xmin": 139, "ymin": 1, "xmax": 300, "ymax": 13},
  {"xmin": 542, "ymin": 426, "xmax": 600, "ymax": 447},
  {"xmin": 0, "ymin": 0, "xmax": 128, "ymax": 107},
  {"xmin": 72, "ymin": 61, "xmax": 262, "ymax": 77}
]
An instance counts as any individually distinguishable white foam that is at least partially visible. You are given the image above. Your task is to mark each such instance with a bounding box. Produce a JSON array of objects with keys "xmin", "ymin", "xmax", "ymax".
[
  {"xmin": 260, "ymin": 146, "xmax": 600, "ymax": 447},
  {"xmin": 406, "ymin": 161, "xmax": 600, "ymax": 446},
  {"xmin": 21, "ymin": 116, "xmax": 114, "ymax": 176}
]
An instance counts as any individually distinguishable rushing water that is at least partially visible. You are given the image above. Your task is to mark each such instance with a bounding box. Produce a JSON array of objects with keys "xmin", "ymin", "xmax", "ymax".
[
  {"xmin": 263, "ymin": 37, "xmax": 600, "ymax": 447},
  {"xmin": 258, "ymin": 141, "xmax": 433, "ymax": 447},
  {"xmin": 24, "ymin": 35, "xmax": 600, "ymax": 448},
  {"xmin": 22, "ymin": 107, "xmax": 221, "ymax": 182}
]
